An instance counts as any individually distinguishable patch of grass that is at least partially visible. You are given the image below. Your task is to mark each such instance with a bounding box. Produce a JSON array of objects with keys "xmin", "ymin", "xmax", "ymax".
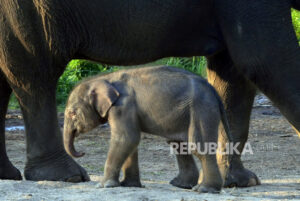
[
  {"xmin": 99, "ymin": 166, "xmax": 105, "ymax": 172},
  {"xmin": 155, "ymin": 57, "xmax": 207, "ymax": 76}
]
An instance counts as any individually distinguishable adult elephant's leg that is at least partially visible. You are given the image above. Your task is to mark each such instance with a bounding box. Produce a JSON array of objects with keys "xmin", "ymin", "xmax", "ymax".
[
  {"xmin": 207, "ymin": 50, "xmax": 259, "ymax": 187},
  {"xmin": 215, "ymin": 0, "xmax": 300, "ymax": 135},
  {"xmin": 169, "ymin": 141, "xmax": 199, "ymax": 189},
  {"xmin": 0, "ymin": 73, "xmax": 22, "ymax": 180},
  {"xmin": 10, "ymin": 73, "xmax": 89, "ymax": 182}
]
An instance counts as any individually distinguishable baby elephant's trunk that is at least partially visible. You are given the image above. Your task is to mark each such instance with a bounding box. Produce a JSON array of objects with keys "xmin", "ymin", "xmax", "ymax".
[{"xmin": 63, "ymin": 129, "xmax": 85, "ymax": 158}]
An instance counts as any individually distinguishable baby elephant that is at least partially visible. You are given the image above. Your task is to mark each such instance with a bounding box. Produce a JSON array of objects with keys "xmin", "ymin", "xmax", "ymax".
[{"xmin": 63, "ymin": 66, "xmax": 232, "ymax": 193}]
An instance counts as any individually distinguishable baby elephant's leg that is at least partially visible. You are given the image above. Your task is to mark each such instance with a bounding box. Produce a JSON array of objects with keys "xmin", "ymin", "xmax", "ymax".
[
  {"xmin": 102, "ymin": 133, "xmax": 140, "ymax": 187},
  {"xmin": 169, "ymin": 141, "xmax": 199, "ymax": 189},
  {"xmin": 120, "ymin": 149, "xmax": 142, "ymax": 187},
  {"xmin": 190, "ymin": 111, "xmax": 223, "ymax": 193},
  {"xmin": 101, "ymin": 110, "xmax": 141, "ymax": 188}
]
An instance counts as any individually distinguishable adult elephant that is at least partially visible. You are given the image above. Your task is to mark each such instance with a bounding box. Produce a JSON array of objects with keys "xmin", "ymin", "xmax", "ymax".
[{"xmin": 0, "ymin": 0, "xmax": 299, "ymax": 187}]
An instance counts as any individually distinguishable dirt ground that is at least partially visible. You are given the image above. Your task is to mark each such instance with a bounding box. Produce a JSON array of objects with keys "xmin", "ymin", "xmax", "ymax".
[{"xmin": 1, "ymin": 95, "xmax": 300, "ymax": 201}]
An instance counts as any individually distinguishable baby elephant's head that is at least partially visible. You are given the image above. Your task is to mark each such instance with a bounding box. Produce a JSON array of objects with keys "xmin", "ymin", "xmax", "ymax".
[{"xmin": 63, "ymin": 79, "xmax": 119, "ymax": 158}]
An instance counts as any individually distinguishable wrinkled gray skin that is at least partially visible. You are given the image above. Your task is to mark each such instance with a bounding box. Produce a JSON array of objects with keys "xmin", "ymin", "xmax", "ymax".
[
  {"xmin": 64, "ymin": 66, "xmax": 233, "ymax": 193},
  {"xmin": 0, "ymin": 0, "xmax": 299, "ymax": 187}
]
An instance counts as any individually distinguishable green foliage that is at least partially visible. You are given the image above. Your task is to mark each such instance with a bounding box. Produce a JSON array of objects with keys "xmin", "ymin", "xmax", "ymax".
[
  {"xmin": 156, "ymin": 57, "xmax": 207, "ymax": 76},
  {"xmin": 56, "ymin": 60, "xmax": 119, "ymax": 107},
  {"xmin": 8, "ymin": 94, "xmax": 19, "ymax": 110},
  {"xmin": 292, "ymin": 9, "xmax": 300, "ymax": 43}
]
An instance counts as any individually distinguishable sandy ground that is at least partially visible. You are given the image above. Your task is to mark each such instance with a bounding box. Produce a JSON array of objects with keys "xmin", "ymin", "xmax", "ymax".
[{"xmin": 1, "ymin": 95, "xmax": 300, "ymax": 201}]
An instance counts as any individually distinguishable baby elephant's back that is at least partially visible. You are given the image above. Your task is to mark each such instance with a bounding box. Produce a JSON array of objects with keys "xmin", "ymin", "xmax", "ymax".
[
  {"xmin": 129, "ymin": 66, "xmax": 218, "ymax": 128},
  {"xmin": 131, "ymin": 66, "xmax": 200, "ymax": 106},
  {"xmin": 131, "ymin": 66, "xmax": 212, "ymax": 103}
]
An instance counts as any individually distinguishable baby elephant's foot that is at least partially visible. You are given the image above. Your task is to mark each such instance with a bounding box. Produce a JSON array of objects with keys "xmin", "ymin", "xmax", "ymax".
[
  {"xmin": 120, "ymin": 179, "xmax": 143, "ymax": 187},
  {"xmin": 192, "ymin": 184, "xmax": 221, "ymax": 194},
  {"xmin": 97, "ymin": 179, "xmax": 120, "ymax": 188}
]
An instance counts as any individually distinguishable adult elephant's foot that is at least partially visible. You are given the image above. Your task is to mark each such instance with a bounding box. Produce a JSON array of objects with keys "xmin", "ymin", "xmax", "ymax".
[
  {"xmin": 224, "ymin": 166, "xmax": 260, "ymax": 187},
  {"xmin": 0, "ymin": 158, "xmax": 22, "ymax": 180},
  {"xmin": 120, "ymin": 179, "xmax": 142, "ymax": 187},
  {"xmin": 24, "ymin": 152, "xmax": 90, "ymax": 182},
  {"xmin": 170, "ymin": 173, "xmax": 198, "ymax": 189}
]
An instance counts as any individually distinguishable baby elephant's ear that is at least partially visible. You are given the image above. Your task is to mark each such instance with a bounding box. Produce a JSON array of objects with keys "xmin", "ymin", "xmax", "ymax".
[{"xmin": 89, "ymin": 80, "xmax": 120, "ymax": 118}]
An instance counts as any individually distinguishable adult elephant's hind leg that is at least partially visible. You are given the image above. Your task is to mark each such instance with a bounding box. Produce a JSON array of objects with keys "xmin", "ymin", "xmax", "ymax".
[
  {"xmin": 169, "ymin": 141, "xmax": 199, "ymax": 189},
  {"xmin": 10, "ymin": 74, "xmax": 89, "ymax": 182},
  {"xmin": 0, "ymin": 73, "xmax": 22, "ymax": 180},
  {"xmin": 207, "ymin": 51, "xmax": 260, "ymax": 187},
  {"xmin": 215, "ymin": 0, "xmax": 300, "ymax": 138}
]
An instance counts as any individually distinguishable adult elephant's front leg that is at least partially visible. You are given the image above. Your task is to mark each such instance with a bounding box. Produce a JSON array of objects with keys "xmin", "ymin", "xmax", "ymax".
[
  {"xmin": 0, "ymin": 73, "xmax": 22, "ymax": 180},
  {"xmin": 207, "ymin": 51, "xmax": 260, "ymax": 187},
  {"xmin": 13, "ymin": 83, "xmax": 89, "ymax": 182}
]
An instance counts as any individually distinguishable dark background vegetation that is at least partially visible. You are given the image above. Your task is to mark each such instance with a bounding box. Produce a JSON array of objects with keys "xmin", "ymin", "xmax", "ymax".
[{"xmin": 8, "ymin": 9, "xmax": 300, "ymax": 110}]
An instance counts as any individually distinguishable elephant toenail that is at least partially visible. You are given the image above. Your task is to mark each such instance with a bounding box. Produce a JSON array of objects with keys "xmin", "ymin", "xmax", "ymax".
[{"xmin": 247, "ymin": 178, "xmax": 257, "ymax": 186}]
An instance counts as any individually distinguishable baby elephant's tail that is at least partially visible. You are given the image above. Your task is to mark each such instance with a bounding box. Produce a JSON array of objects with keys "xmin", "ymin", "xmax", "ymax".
[
  {"xmin": 214, "ymin": 91, "xmax": 234, "ymax": 184},
  {"xmin": 205, "ymin": 82, "xmax": 233, "ymax": 142}
]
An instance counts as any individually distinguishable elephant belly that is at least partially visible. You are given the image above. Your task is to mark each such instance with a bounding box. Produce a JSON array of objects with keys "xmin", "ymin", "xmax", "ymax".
[
  {"xmin": 139, "ymin": 111, "xmax": 190, "ymax": 142},
  {"xmin": 143, "ymin": 130, "xmax": 188, "ymax": 142}
]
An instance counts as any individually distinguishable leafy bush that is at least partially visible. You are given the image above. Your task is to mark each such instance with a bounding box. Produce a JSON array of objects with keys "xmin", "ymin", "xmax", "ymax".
[
  {"xmin": 292, "ymin": 9, "xmax": 300, "ymax": 43},
  {"xmin": 154, "ymin": 57, "xmax": 207, "ymax": 76},
  {"xmin": 56, "ymin": 60, "xmax": 119, "ymax": 107}
]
